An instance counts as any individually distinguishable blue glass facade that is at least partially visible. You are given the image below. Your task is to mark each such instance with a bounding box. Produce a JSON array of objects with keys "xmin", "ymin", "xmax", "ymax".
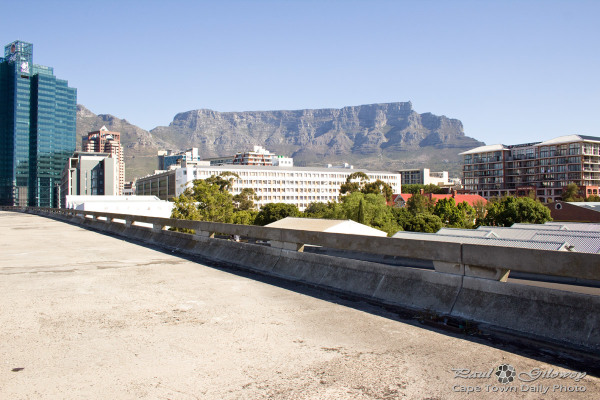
[{"xmin": 0, "ymin": 41, "xmax": 76, "ymax": 206}]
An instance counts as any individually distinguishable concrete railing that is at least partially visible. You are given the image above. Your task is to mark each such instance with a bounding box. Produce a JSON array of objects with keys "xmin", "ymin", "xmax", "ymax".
[
  {"xmin": 3, "ymin": 206, "xmax": 600, "ymax": 352},
  {"xmin": 7, "ymin": 206, "xmax": 599, "ymax": 283}
]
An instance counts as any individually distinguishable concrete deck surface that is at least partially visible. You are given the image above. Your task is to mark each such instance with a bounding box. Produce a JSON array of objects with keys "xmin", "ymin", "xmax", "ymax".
[{"xmin": 0, "ymin": 211, "xmax": 598, "ymax": 399}]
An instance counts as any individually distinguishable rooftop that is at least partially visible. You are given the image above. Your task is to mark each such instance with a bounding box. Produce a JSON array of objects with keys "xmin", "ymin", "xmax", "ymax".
[
  {"xmin": 437, "ymin": 223, "xmax": 600, "ymax": 253},
  {"xmin": 265, "ymin": 217, "xmax": 387, "ymax": 237},
  {"xmin": 459, "ymin": 144, "xmax": 508, "ymax": 155},
  {"xmin": 460, "ymin": 134, "xmax": 600, "ymax": 155},
  {"xmin": 392, "ymin": 231, "xmax": 569, "ymax": 251}
]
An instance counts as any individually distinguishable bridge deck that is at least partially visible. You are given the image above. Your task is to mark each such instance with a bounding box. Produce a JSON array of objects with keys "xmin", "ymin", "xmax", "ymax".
[{"xmin": 0, "ymin": 211, "xmax": 597, "ymax": 399}]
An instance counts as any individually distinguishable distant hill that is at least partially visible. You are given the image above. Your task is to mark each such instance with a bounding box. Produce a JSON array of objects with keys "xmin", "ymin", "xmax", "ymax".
[
  {"xmin": 77, "ymin": 102, "xmax": 484, "ymax": 181},
  {"xmin": 76, "ymin": 105, "xmax": 169, "ymax": 180}
]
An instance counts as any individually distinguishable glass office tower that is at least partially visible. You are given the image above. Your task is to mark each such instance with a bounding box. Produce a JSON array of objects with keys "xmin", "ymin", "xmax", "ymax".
[{"xmin": 0, "ymin": 40, "xmax": 76, "ymax": 207}]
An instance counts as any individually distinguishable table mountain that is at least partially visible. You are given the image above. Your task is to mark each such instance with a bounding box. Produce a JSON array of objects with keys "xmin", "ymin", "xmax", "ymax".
[{"xmin": 77, "ymin": 102, "xmax": 483, "ymax": 181}]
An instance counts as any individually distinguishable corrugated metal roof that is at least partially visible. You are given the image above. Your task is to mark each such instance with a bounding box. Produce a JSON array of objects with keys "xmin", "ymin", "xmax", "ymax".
[
  {"xmin": 510, "ymin": 223, "xmax": 568, "ymax": 230},
  {"xmin": 544, "ymin": 222, "xmax": 600, "ymax": 232},
  {"xmin": 429, "ymin": 223, "xmax": 600, "ymax": 252},
  {"xmin": 532, "ymin": 234, "xmax": 600, "ymax": 253},
  {"xmin": 475, "ymin": 225, "xmax": 600, "ymax": 243},
  {"xmin": 436, "ymin": 228, "xmax": 498, "ymax": 238},
  {"xmin": 392, "ymin": 231, "xmax": 568, "ymax": 251},
  {"xmin": 482, "ymin": 229, "xmax": 536, "ymax": 240}
]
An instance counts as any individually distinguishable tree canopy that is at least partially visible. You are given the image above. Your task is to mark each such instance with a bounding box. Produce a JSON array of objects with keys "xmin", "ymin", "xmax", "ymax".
[
  {"xmin": 561, "ymin": 182, "xmax": 584, "ymax": 202},
  {"xmin": 482, "ymin": 196, "xmax": 552, "ymax": 226},
  {"xmin": 402, "ymin": 184, "xmax": 447, "ymax": 194},
  {"xmin": 170, "ymin": 175, "xmax": 256, "ymax": 227},
  {"xmin": 254, "ymin": 203, "xmax": 300, "ymax": 226},
  {"xmin": 339, "ymin": 171, "xmax": 370, "ymax": 195}
]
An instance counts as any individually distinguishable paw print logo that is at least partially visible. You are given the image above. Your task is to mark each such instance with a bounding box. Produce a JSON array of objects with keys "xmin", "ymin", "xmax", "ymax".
[{"xmin": 495, "ymin": 364, "xmax": 516, "ymax": 384}]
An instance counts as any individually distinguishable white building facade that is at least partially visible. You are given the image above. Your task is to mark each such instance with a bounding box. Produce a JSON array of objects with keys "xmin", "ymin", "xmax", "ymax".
[{"xmin": 137, "ymin": 165, "xmax": 401, "ymax": 211}]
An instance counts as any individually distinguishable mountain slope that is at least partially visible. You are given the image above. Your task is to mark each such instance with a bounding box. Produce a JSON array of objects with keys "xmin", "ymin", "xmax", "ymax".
[
  {"xmin": 76, "ymin": 105, "xmax": 168, "ymax": 180},
  {"xmin": 77, "ymin": 102, "xmax": 483, "ymax": 181},
  {"xmin": 151, "ymin": 102, "xmax": 482, "ymax": 173}
]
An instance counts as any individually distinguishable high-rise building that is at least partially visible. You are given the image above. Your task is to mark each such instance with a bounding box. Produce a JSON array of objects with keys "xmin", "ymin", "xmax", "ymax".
[
  {"xmin": 461, "ymin": 135, "xmax": 600, "ymax": 202},
  {"xmin": 82, "ymin": 126, "xmax": 125, "ymax": 195},
  {"xmin": 0, "ymin": 40, "xmax": 77, "ymax": 207}
]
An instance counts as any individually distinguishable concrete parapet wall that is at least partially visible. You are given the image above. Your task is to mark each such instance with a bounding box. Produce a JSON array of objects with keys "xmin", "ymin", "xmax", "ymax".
[
  {"xmin": 8, "ymin": 207, "xmax": 600, "ymax": 353},
  {"xmin": 452, "ymin": 277, "xmax": 600, "ymax": 350}
]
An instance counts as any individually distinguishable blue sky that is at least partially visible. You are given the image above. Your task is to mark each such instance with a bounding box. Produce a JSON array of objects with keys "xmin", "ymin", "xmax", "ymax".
[{"xmin": 2, "ymin": 0, "xmax": 599, "ymax": 145}]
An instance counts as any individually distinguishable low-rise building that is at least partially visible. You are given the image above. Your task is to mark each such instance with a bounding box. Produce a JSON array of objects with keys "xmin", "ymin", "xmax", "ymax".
[{"xmin": 545, "ymin": 201, "xmax": 600, "ymax": 223}]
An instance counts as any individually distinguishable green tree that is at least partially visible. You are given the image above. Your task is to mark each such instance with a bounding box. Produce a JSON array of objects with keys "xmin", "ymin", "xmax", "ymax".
[
  {"xmin": 362, "ymin": 179, "xmax": 393, "ymax": 201},
  {"xmin": 170, "ymin": 192, "xmax": 202, "ymax": 232},
  {"xmin": 402, "ymin": 184, "xmax": 446, "ymax": 194},
  {"xmin": 391, "ymin": 207, "xmax": 412, "ymax": 231},
  {"xmin": 561, "ymin": 182, "xmax": 583, "ymax": 202},
  {"xmin": 233, "ymin": 188, "xmax": 258, "ymax": 211},
  {"xmin": 430, "ymin": 198, "xmax": 477, "ymax": 228},
  {"xmin": 338, "ymin": 192, "xmax": 399, "ymax": 236},
  {"xmin": 254, "ymin": 203, "xmax": 300, "ymax": 226},
  {"xmin": 231, "ymin": 210, "xmax": 257, "ymax": 225},
  {"xmin": 303, "ymin": 202, "xmax": 331, "ymax": 218},
  {"xmin": 405, "ymin": 213, "xmax": 443, "ymax": 233},
  {"xmin": 170, "ymin": 178, "xmax": 236, "ymax": 232},
  {"xmin": 406, "ymin": 193, "xmax": 434, "ymax": 215},
  {"xmin": 339, "ymin": 171, "xmax": 370, "ymax": 195},
  {"xmin": 432, "ymin": 198, "xmax": 463, "ymax": 227},
  {"xmin": 586, "ymin": 194, "xmax": 600, "ymax": 202},
  {"xmin": 456, "ymin": 201, "xmax": 477, "ymax": 229},
  {"xmin": 357, "ymin": 198, "xmax": 366, "ymax": 224},
  {"xmin": 482, "ymin": 196, "xmax": 552, "ymax": 227},
  {"xmin": 191, "ymin": 179, "xmax": 235, "ymax": 223},
  {"xmin": 472, "ymin": 199, "xmax": 488, "ymax": 226}
]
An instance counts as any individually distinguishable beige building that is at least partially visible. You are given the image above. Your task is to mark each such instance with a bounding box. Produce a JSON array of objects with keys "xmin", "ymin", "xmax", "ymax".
[{"xmin": 82, "ymin": 126, "xmax": 125, "ymax": 195}]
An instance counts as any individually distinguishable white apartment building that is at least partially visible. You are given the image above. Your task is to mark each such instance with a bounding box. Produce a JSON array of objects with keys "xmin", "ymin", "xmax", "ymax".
[{"xmin": 136, "ymin": 164, "xmax": 401, "ymax": 211}]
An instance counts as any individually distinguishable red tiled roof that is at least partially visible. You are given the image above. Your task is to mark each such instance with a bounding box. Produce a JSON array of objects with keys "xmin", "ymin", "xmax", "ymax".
[{"xmin": 392, "ymin": 193, "xmax": 487, "ymax": 206}]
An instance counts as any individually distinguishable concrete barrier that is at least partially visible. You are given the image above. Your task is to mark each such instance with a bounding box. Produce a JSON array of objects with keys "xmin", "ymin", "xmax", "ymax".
[{"xmin": 4, "ymin": 207, "xmax": 600, "ymax": 353}]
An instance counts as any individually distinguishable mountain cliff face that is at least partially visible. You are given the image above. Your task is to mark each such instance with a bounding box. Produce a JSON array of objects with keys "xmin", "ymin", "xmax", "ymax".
[
  {"xmin": 77, "ymin": 102, "xmax": 483, "ymax": 180},
  {"xmin": 151, "ymin": 102, "xmax": 480, "ymax": 161}
]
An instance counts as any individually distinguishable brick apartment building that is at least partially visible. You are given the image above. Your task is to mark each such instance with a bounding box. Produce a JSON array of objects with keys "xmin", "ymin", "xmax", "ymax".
[{"xmin": 461, "ymin": 135, "xmax": 600, "ymax": 202}]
